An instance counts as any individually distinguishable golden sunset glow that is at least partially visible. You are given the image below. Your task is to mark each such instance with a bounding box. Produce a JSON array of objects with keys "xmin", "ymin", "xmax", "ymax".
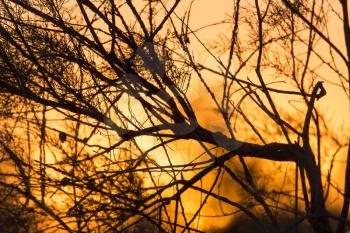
[{"xmin": 0, "ymin": 0, "xmax": 349, "ymax": 233}]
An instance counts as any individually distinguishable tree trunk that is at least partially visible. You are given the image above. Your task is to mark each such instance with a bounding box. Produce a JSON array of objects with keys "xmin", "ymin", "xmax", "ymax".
[{"xmin": 303, "ymin": 145, "xmax": 333, "ymax": 233}]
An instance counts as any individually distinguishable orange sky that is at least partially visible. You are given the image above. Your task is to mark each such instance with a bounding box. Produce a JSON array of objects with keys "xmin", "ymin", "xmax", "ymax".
[{"xmin": 3, "ymin": 1, "xmax": 348, "ymax": 232}]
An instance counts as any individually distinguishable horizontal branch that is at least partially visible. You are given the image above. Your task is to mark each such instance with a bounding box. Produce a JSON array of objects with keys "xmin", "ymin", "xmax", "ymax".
[{"xmin": 190, "ymin": 126, "xmax": 304, "ymax": 163}]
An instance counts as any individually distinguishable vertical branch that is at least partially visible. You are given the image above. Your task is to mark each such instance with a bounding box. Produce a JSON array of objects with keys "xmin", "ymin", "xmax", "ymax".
[
  {"xmin": 39, "ymin": 105, "xmax": 47, "ymax": 204},
  {"xmin": 294, "ymin": 162, "xmax": 299, "ymax": 233},
  {"xmin": 336, "ymin": 0, "xmax": 350, "ymax": 232},
  {"xmin": 125, "ymin": 0, "xmax": 149, "ymax": 39},
  {"xmin": 254, "ymin": 0, "xmax": 291, "ymax": 144},
  {"xmin": 301, "ymin": 81, "xmax": 332, "ymax": 233},
  {"xmin": 221, "ymin": 0, "xmax": 241, "ymax": 140},
  {"xmin": 336, "ymin": 143, "xmax": 350, "ymax": 233},
  {"xmin": 339, "ymin": 0, "xmax": 350, "ymax": 96}
]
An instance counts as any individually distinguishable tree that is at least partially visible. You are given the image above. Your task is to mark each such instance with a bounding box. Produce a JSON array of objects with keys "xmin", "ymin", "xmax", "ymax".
[
  {"xmin": 0, "ymin": 0, "xmax": 349, "ymax": 232},
  {"xmin": 0, "ymin": 181, "xmax": 39, "ymax": 233}
]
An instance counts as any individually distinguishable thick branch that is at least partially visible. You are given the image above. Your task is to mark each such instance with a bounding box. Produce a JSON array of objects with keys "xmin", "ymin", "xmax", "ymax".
[{"xmin": 191, "ymin": 126, "xmax": 303, "ymax": 163}]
